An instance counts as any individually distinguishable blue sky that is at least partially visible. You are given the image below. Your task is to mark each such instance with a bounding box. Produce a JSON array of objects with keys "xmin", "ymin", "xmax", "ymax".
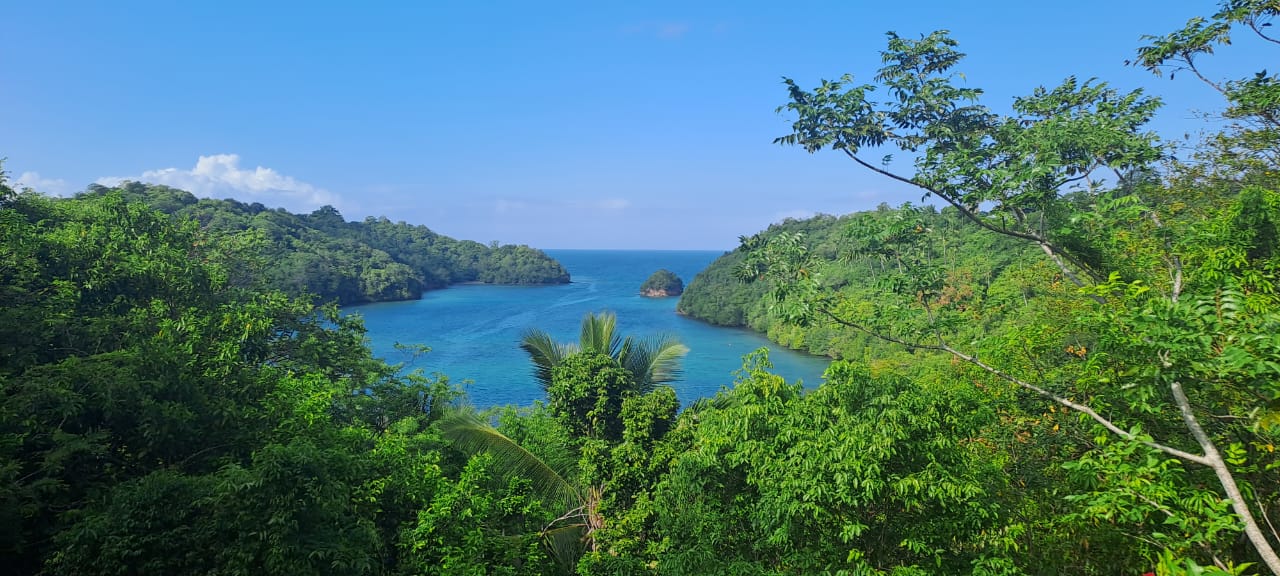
[{"xmin": 1, "ymin": 1, "xmax": 1262, "ymax": 249}]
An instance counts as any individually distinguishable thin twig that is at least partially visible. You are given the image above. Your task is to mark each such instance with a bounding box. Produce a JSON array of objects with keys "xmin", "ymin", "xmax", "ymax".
[
  {"xmin": 844, "ymin": 150, "xmax": 1104, "ymax": 286},
  {"xmin": 1256, "ymin": 493, "xmax": 1280, "ymax": 547},
  {"xmin": 1249, "ymin": 21, "xmax": 1280, "ymax": 45}
]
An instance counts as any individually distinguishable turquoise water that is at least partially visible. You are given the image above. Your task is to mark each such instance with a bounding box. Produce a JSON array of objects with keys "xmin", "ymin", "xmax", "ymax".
[{"xmin": 346, "ymin": 249, "xmax": 831, "ymax": 407}]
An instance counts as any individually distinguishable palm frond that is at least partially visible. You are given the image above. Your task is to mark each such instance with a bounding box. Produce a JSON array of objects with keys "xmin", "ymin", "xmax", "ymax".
[
  {"xmin": 620, "ymin": 334, "xmax": 689, "ymax": 392},
  {"xmin": 578, "ymin": 312, "xmax": 621, "ymax": 358},
  {"xmin": 542, "ymin": 524, "xmax": 588, "ymax": 574},
  {"xmin": 519, "ymin": 329, "xmax": 571, "ymax": 391},
  {"xmin": 439, "ymin": 410, "xmax": 580, "ymax": 508}
]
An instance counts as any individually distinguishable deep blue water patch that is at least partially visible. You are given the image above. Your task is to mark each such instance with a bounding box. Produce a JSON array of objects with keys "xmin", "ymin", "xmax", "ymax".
[{"xmin": 347, "ymin": 249, "xmax": 830, "ymax": 407}]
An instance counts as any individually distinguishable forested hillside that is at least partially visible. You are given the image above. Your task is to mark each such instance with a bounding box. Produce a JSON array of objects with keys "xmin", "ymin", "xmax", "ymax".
[
  {"xmin": 0, "ymin": 185, "xmax": 564, "ymax": 575},
  {"xmin": 678, "ymin": 206, "xmax": 1039, "ymax": 360},
  {"xmin": 4, "ymin": 2, "xmax": 1280, "ymax": 574},
  {"xmin": 89, "ymin": 181, "xmax": 570, "ymax": 305}
]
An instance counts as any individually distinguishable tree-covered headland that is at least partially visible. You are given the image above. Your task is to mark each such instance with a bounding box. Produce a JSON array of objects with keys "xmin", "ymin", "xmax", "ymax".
[
  {"xmin": 677, "ymin": 206, "xmax": 1037, "ymax": 359},
  {"xmin": 91, "ymin": 181, "xmax": 569, "ymax": 305},
  {"xmin": 4, "ymin": 1, "xmax": 1280, "ymax": 574}
]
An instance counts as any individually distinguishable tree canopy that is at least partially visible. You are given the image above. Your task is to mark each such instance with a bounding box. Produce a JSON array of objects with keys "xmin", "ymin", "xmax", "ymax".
[
  {"xmin": 639, "ymin": 269, "xmax": 683, "ymax": 297},
  {"xmin": 85, "ymin": 181, "xmax": 570, "ymax": 305},
  {"xmin": 5, "ymin": 2, "xmax": 1280, "ymax": 574},
  {"xmin": 733, "ymin": 9, "xmax": 1280, "ymax": 573}
]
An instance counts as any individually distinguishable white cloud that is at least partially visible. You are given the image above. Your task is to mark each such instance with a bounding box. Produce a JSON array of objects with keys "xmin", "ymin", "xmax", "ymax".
[
  {"xmin": 13, "ymin": 171, "xmax": 72, "ymax": 196},
  {"xmin": 97, "ymin": 154, "xmax": 339, "ymax": 212}
]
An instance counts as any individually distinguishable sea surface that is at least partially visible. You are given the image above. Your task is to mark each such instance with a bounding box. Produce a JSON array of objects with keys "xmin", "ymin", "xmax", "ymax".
[{"xmin": 346, "ymin": 249, "xmax": 831, "ymax": 407}]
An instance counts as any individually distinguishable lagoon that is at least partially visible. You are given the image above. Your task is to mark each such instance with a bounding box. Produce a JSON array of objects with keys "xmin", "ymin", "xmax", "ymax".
[{"xmin": 347, "ymin": 249, "xmax": 831, "ymax": 407}]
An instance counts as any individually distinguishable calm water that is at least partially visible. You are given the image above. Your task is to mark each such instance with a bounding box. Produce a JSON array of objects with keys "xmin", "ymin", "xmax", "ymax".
[{"xmin": 346, "ymin": 249, "xmax": 831, "ymax": 407}]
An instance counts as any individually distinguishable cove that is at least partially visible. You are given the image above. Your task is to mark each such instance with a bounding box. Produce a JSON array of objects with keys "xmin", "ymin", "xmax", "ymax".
[{"xmin": 346, "ymin": 249, "xmax": 831, "ymax": 407}]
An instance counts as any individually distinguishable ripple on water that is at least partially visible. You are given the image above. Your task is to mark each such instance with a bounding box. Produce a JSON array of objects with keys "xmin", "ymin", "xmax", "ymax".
[{"xmin": 348, "ymin": 250, "xmax": 831, "ymax": 407}]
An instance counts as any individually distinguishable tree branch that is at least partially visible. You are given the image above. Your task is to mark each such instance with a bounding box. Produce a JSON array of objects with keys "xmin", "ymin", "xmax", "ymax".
[
  {"xmin": 1147, "ymin": 208, "xmax": 1183, "ymax": 302},
  {"xmin": 1257, "ymin": 493, "xmax": 1280, "ymax": 547},
  {"xmin": 1248, "ymin": 21, "xmax": 1280, "ymax": 45},
  {"xmin": 543, "ymin": 504, "xmax": 587, "ymax": 534},
  {"xmin": 1185, "ymin": 57, "xmax": 1229, "ymax": 98},
  {"xmin": 1169, "ymin": 378, "xmax": 1280, "ymax": 574},
  {"xmin": 817, "ymin": 308, "xmax": 945, "ymax": 352},
  {"xmin": 843, "ymin": 150, "xmax": 1104, "ymax": 286},
  {"xmin": 941, "ymin": 343, "xmax": 1212, "ymax": 465},
  {"xmin": 816, "ymin": 306, "xmax": 1210, "ymax": 465}
]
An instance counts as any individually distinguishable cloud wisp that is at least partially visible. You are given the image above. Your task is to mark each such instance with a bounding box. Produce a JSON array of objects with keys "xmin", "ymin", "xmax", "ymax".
[
  {"xmin": 13, "ymin": 171, "xmax": 72, "ymax": 196},
  {"xmin": 591, "ymin": 197, "xmax": 630, "ymax": 211},
  {"xmin": 622, "ymin": 20, "xmax": 692, "ymax": 40},
  {"xmin": 97, "ymin": 154, "xmax": 339, "ymax": 212}
]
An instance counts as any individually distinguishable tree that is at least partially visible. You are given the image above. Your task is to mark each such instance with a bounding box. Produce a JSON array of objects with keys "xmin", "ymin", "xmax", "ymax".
[
  {"xmin": 643, "ymin": 352, "xmax": 1027, "ymax": 574},
  {"xmin": 91, "ymin": 181, "xmax": 569, "ymax": 306},
  {"xmin": 519, "ymin": 312, "xmax": 688, "ymax": 394},
  {"xmin": 444, "ymin": 317, "xmax": 687, "ymax": 573},
  {"xmin": 440, "ymin": 409, "xmax": 590, "ymax": 574},
  {"xmin": 639, "ymin": 269, "xmax": 684, "ymax": 297},
  {"xmin": 1133, "ymin": 0, "xmax": 1280, "ymax": 178},
  {"xmin": 751, "ymin": 26, "xmax": 1280, "ymax": 572},
  {"xmin": 1, "ymin": 187, "xmax": 550, "ymax": 574}
]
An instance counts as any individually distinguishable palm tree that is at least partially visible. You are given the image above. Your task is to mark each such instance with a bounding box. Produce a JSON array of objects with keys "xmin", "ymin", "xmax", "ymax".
[
  {"xmin": 519, "ymin": 311, "xmax": 688, "ymax": 393},
  {"xmin": 441, "ymin": 313, "xmax": 688, "ymax": 571},
  {"xmin": 440, "ymin": 410, "xmax": 597, "ymax": 573}
]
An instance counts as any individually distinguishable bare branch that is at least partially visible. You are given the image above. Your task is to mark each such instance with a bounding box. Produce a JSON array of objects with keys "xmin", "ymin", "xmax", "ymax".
[
  {"xmin": 1249, "ymin": 21, "xmax": 1280, "ymax": 45},
  {"xmin": 817, "ymin": 308, "xmax": 944, "ymax": 352},
  {"xmin": 543, "ymin": 504, "xmax": 587, "ymax": 534},
  {"xmin": 1147, "ymin": 209, "xmax": 1184, "ymax": 302},
  {"xmin": 1038, "ymin": 242, "xmax": 1093, "ymax": 290}
]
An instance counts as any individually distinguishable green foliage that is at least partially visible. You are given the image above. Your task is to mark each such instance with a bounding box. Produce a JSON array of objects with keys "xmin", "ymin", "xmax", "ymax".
[
  {"xmin": 677, "ymin": 246, "xmax": 765, "ymax": 326},
  {"xmin": 440, "ymin": 410, "xmax": 579, "ymax": 510},
  {"xmin": 639, "ymin": 268, "xmax": 683, "ymax": 295},
  {"xmin": 1135, "ymin": 0, "xmax": 1280, "ymax": 178},
  {"xmin": 521, "ymin": 312, "xmax": 689, "ymax": 394},
  {"xmin": 0, "ymin": 186, "xmax": 559, "ymax": 574},
  {"xmin": 10, "ymin": 3, "xmax": 1280, "ymax": 572},
  {"xmin": 740, "ymin": 19, "xmax": 1280, "ymax": 573},
  {"xmin": 84, "ymin": 181, "xmax": 569, "ymax": 305},
  {"xmin": 548, "ymin": 353, "xmax": 638, "ymax": 443},
  {"xmin": 639, "ymin": 352, "xmax": 1014, "ymax": 574},
  {"xmin": 680, "ymin": 206, "xmax": 1036, "ymax": 360}
]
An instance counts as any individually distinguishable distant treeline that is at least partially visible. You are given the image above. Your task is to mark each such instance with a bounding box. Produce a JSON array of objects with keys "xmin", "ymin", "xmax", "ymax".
[{"xmin": 88, "ymin": 181, "xmax": 569, "ymax": 305}]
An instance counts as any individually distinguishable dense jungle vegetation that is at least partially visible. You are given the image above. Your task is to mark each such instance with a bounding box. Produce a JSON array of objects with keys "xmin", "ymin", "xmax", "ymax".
[
  {"xmin": 677, "ymin": 206, "xmax": 1038, "ymax": 360},
  {"xmin": 93, "ymin": 181, "xmax": 570, "ymax": 305},
  {"xmin": 3, "ymin": 1, "xmax": 1280, "ymax": 574}
]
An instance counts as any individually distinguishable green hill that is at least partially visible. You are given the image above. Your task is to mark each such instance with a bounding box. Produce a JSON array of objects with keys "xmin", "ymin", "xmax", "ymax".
[
  {"xmin": 678, "ymin": 204, "xmax": 1039, "ymax": 359},
  {"xmin": 86, "ymin": 181, "xmax": 569, "ymax": 305}
]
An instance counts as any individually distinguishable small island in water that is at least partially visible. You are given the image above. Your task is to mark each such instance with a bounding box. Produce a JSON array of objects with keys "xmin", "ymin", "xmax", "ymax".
[{"xmin": 640, "ymin": 269, "xmax": 684, "ymax": 297}]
